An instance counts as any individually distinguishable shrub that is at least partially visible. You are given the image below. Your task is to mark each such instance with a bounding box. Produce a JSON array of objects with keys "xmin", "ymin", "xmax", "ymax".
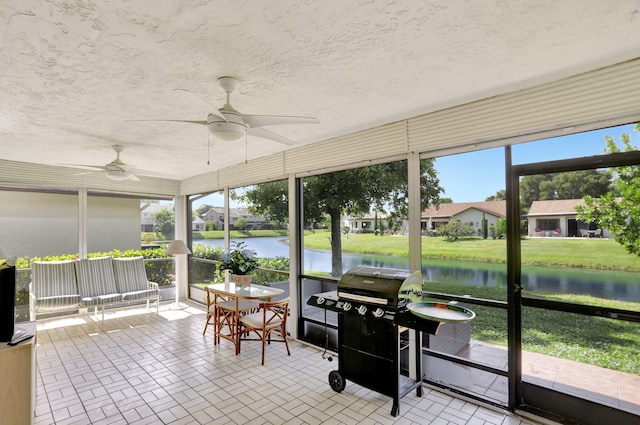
[
  {"xmin": 14, "ymin": 247, "xmax": 175, "ymax": 287},
  {"xmin": 191, "ymin": 244, "xmax": 225, "ymax": 283},
  {"xmin": 438, "ymin": 221, "xmax": 475, "ymax": 241}
]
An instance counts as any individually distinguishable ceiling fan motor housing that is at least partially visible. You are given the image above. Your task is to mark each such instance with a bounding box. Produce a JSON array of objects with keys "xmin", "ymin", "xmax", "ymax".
[
  {"xmin": 207, "ymin": 112, "xmax": 247, "ymax": 142},
  {"xmin": 105, "ymin": 168, "xmax": 128, "ymax": 181}
]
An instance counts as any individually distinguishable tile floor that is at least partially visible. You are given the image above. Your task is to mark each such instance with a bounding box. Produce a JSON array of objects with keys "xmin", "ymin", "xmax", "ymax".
[{"xmin": 34, "ymin": 302, "xmax": 551, "ymax": 425}]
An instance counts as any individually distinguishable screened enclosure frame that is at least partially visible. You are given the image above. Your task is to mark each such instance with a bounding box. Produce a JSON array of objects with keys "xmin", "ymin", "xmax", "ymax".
[{"xmin": 506, "ymin": 147, "xmax": 640, "ymax": 424}]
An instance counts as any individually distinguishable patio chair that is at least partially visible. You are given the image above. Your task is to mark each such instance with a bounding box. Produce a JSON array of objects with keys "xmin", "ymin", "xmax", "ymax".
[
  {"xmin": 594, "ymin": 228, "xmax": 602, "ymax": 238},
  {"xmin": 202, "ymin": 286, "xmax": 216, "ymax": 335},
  {"xmin": 212, "ymin": 290, "xmax": 260, "ymax": 354},
  {"xmin": 75, "ymin": 257, "xmax": 121, "ymax": 322},
  {"xmin": 30, "ymin": 260, "xmax": 82, "ymax": 317},
  {"xmin": 112, "ymin": 257, "xmax": 159, "ymax": 313},
  {"xmin": 238, "ymin": 298, "xmax": 290, "ymax": 365},
  {"xmin": 580, "ymin": 229, "xmax": 589, "ymax": 238}
]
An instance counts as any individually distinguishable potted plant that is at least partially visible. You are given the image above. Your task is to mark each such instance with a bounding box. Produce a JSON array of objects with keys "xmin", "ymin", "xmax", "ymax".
[{"xmin": 220, "ymin": 241, "xmax": 258, "ymax": 287}]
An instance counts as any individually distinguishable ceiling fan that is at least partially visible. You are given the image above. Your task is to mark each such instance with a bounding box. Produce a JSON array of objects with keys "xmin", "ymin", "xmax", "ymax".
[
  {"xmin": 65, "ymin": 145, "xmax": 162, "ymax": 181},
  {"xmin": 153, "ymin": 76, "xmax": 319, "ymax": 146}
]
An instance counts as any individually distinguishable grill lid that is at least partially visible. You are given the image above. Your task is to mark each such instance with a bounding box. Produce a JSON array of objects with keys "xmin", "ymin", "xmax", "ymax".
[{"xmin": 338, "ymin": 266, "xmax": 422, "ymax": 308}]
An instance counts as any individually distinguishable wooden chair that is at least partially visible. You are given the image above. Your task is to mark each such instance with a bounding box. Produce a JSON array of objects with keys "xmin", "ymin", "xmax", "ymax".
[
  {"xmin": 202, "ymin": 286, "xmax": 216, "ymax": 335},
  {"xmin": 211, "ymin": 290, "xmax": 260, "ymax": 354},
  {"xmin": 238, "ymin": 298, "xmax": 290, "ymax": 365}
]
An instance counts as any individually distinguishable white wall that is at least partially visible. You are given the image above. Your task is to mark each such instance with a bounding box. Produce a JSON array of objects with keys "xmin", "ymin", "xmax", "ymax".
[
  {"xmin": 0, "ymin": 191, "xmax": 79, "ymax": 257},
  {"xmin": 0, "ymin": 190, "xmax": 141, "ymax": 258},
  {"xmin": 455, "ymin": 209, "xmax": 500, "ymax": 234},
  {"xmin": 88, "ymin": 196, "xmax": 140, "ymax": 253}
]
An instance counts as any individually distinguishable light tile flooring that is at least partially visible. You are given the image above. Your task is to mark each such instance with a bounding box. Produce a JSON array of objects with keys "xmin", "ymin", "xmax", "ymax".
[{"xmin": 34, "ymin": 302, "xmax": 550, "ymax": 425}]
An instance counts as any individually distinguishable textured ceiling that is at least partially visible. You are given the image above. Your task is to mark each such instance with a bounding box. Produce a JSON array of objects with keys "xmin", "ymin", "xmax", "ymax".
[{"xmin": 1, "ymin": 0, "xmax": 640, "ymax": 181}]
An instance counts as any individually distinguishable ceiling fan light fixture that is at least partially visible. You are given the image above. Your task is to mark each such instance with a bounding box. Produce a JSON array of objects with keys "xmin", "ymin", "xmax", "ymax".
[
  {"xmin": 106, "ymin": 168, "xmax": 129, "ymax": 181},
  {"xmin": 207, "ymin": 121, "xmax": 247, "ymax": 142}
]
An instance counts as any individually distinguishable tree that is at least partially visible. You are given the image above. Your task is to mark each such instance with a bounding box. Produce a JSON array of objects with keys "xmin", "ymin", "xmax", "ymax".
[
  {"xmin": 374, "ymin": 210, "xmax": 379, "ymax": 235},
  {"xmin": 438, "ymin": 221, "xmax": 475, "ymax": 241},
  {"xmin": 485, "ymin": 189, "xmax": 506, "ymax": 201},
  {"xmin": 196, "ymin": 204, "xmax": 213, "ymax": 217},
  {"xmin": 234, "ymin": 217, "xmax": 248, "ymax": 230},
  {"xmin": 481, "ymin": 213, "xmax": 488, "ymax": 239},
  {"xmin": 576, "ymin": 124, "xmax": 640, "ymax": 255},
  {"xmin": 153, "ymin": 208, "xmax": 174, "ymax": 239},
  {"xmin": 239, "ymin": 160, "xmax": 444, "ymax": 276},
  {"xmin": 520, "ymin": 170, "xmax": 612, "ymax": 212}
]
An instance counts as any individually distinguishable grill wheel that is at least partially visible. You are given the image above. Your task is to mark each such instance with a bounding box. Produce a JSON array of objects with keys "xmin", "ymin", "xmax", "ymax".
[{"xmin": 328, "ymin": 370, "xmax": 345, "ymax": 393}]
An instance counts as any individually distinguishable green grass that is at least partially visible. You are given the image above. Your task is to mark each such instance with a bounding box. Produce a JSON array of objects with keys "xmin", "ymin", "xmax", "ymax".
[
  {"xmin": 302, "ymin": 233, "xmax": 640, "ymax": 272},
  {"xmin": 424, "ymin": 282, "xmax": 640, "ymax": 375}
]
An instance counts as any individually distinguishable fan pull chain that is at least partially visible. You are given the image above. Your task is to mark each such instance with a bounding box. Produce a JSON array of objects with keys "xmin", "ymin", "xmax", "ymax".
[
  {"xmin": 207, "ymin": 134, "xmax": 211, "ymax": 165},
  {"xmin": 245, "ymin": 133, "xmax": 248, "ymax": 164}
]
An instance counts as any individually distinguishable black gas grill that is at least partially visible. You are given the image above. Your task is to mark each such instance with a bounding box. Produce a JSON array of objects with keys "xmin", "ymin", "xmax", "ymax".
[{"xmin": 307, "ymin": 266, "xmax": 442, "ymax": 417}]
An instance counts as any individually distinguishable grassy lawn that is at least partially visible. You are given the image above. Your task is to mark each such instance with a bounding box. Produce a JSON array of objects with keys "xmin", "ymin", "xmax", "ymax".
[
  {"xmin": 424, "ymin": 282, "xmax": 640, "ymax": 375},
  {"xmin": 303, "ymin": 232, "xmax": 640, "ymax": 272}
]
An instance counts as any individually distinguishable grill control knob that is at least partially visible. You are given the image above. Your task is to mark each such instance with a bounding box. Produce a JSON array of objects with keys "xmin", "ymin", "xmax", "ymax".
[
  {"xmin": 317, "ymin": 297, "xmax": 325, "ymax": 305},
  {"xmin": 356, "ymin": 305, "xmax": 367, "ymax": 315},
  {"xmin": 373, "ymin": 308, "xmax": 384, "ymax": 318},
  {"xmin": 342, "ymin": 302, "xmax": 352, "ymax": 312}
]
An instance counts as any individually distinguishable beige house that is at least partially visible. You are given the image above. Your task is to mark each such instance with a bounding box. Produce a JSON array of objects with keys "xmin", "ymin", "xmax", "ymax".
[
  {"xmin": 343, "ymin": 211, "xmax": 407, "ymax": 234},
  {"xmin": 527, "ymin": 199, "xmax": 609, "ymax": 237},
  {"xmin": 201, "ymin": 207, "xmax": 267, "ymax": 230},
  {"xmin": 421, "ymin": 201, "xmax": 506, "ymax": 235}
]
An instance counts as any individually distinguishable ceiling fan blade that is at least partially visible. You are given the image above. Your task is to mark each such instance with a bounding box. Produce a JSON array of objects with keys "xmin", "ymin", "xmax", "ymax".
[
  {"xmin": 127, "ymin": 119, "xmax": 208, "ymax": 126},
  {"xmin": 173, "ymin": 88, "xmax": 228, "ymax": 122},
  {"xmin": 247, "ymin": 127, "xmax": 296, "ymax": 146},
  {"xmin": 243, "ymin": 114, "xmax": 319, "ymax": 128},
  {"xmin": 62, "ymin": 164, "xmax": 106, "ymax": 172},
  {"xmin": 127, "ymin": 174, "xmax": 141, "ymax": 181},
  {"xmin": 128, "ymin": 168, "xmax": 172, "ymax": 178}
]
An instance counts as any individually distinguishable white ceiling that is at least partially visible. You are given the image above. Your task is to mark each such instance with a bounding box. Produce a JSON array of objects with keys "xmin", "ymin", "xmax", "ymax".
[{"xmin": 2, "ymin": 1, "xmax": 640, "ymax": 181}]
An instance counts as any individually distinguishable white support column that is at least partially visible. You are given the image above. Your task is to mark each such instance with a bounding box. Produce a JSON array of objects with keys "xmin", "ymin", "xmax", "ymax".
[
  {"xmin": 287, "ymin": 174, "xmax": 299, "ymax": 339},
  {"xmin": 223, "ymin": 187, "xmax": 231, "ymax": 283},
  {"xmin": 407, "ymin": 152, "xmax": 422, "ymax": 272},
  {"xmin": 407, "ymin": 151, "xmax": 422, "ymax": 380},
  {"xmin": 223, "ymin": 188, "xmax": 230, "ymax": 251},
  {"xmin": 174, "ymin": 195, "xmax": 188, "ymax": 301},
  {"xmin": 78, "ymin": 188, "xmax": 88, "ymax": 259}
]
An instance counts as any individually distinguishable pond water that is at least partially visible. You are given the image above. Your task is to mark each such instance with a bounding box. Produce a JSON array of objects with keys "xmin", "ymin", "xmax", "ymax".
[{"xmin": 195, "ymin": 237, "xmax": 640, "ymax": 303}]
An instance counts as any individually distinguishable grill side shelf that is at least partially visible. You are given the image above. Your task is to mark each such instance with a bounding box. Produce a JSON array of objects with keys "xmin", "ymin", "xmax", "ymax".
[{"xmin": 394, "ymin": 311, "xmax": 442, "ymax": 335}]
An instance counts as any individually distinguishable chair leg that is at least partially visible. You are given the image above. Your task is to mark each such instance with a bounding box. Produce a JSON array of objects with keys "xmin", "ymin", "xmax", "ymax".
[
  {"xmin": 202, "ymin": 311, "xmax": 213, "ymax": 335},
  {"xmin": 282, "ymin": 325, "xmax": 291, "ymax": 356},
  {"xmin": 261, "ymin": 329, "xmax": 267, "ymax": 365}
]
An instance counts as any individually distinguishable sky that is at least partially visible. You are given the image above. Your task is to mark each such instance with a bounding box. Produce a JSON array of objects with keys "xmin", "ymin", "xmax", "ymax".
[
  {"xmin": 435, "ymin": 123, "xmax": 638, "ymax": 202},
  {"xmin": 190, "ymin": 123, "xmax": 638, "ymax": 208}
]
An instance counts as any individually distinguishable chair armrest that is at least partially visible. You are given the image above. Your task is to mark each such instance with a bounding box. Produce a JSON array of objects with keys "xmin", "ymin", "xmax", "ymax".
[
  {"xmin": 29, "ymin": 282, "xmax": 36, "ymax": 321},
  {"xmin": 29, "ymin": 282, "xmax": 37, "ymax": 304}
]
